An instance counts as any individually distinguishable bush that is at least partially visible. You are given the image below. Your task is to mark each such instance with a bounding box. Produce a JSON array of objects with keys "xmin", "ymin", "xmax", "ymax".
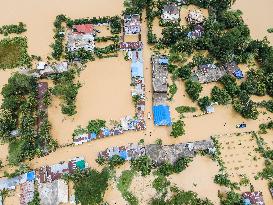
[
  {"xmin": 131, "ymin": 155, "xmax": 153, "ymax": 176},
  {"xmin": 117, "ymin": 170, "xmax": 138, "ymax": 205},
  {"xmin": 170, "ymin": 120, "xmax": 185, "ymax": 138},
  {"xmin": 175, "ymin": 106, "xmax": 196, "ymax": 114},
  {"xmin": 0, "ymin": 22, "xmax": 27, "ymax": 36},
  {"xmin": 87, "ymin": 119, "xmax": 106, "ymax": 134},
  {"xmin": 177, "ymin": 64, "xmax": 192, "ymax": 80},
  {"xmin": 109, "ymin": 155, "xmax": 125, "ymax": 168},
  {"xmin": 153, "ymin": 175, "xmax": 170, "ymax": 192}
]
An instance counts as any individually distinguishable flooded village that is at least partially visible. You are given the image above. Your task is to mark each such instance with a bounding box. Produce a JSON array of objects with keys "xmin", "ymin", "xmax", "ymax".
[{"xmin": 0, "ymin": 0, "xmax": 273, "ymax": 205}]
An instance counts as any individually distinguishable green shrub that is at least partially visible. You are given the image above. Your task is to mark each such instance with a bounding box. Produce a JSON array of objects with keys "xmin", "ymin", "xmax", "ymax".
[
  {"xmin": 131, "ymin": 156, "xmax": 153, "ymax": 176},
  {"xmin": 170, "ymin": 120, "xmax": 185, "ymax": 138}
]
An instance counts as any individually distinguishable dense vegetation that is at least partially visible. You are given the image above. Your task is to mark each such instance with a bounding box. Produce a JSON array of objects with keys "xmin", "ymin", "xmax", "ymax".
[
  {"xmin": 0, "ymin": 73, "xmax": 57, "ymax": 165},
  {"xmin": 0, "ymin": 37, "xmax": 31, "ymax": 69},
  {"xmin": 66, "ymin": 168, "xmax": 110, "ymax": 205},
  {"xmin": 0, "ymin": 22, "xmax": 26, "ymax": 36}
]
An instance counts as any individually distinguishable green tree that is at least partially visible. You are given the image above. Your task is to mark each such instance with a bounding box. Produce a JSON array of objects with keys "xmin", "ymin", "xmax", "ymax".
[
  {"xmin": 198, "ymin": 96, "xmax": 211, "ymax": 112},
  {"xmin": 71, "ymin": 168, "xmax": 110, "ymax": 205},
  {"xmin": 211, "ymin": 86, "xmax": 231, "ymax": 105},
  {"xmin": 131, "ymin": 155, "xmax": 153, "ymax": 176},
  {"xmin": 185, "ymin": 80, "xmax": 202, "ymax": 101}
]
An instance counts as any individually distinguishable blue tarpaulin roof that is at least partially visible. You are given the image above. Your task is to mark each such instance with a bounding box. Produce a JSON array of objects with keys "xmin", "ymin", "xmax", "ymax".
[
  {"xmin": 159, "ymin": 58, "xmax": 168, "ymax": 65},
  {"xmin": 233, "ymin": 69, "xmax": 244, "ymax": 79},
  {"xmin": 131, "ymin": 61, "xmax": 143, "ymax": 78},
  {"xmin": 27, "ymin": 171, "xmax": 35, "ymax": 181},
  {"xmin": 153, "ymin": 105, "xmax": 172, "ymax": 126},
  {"xmin": 119, "ymin": 150, "xmax": 128, "ymax": 159},
  {"xmin": 90, "ymin": 132, "xmax": 97, "ymax": 139}
]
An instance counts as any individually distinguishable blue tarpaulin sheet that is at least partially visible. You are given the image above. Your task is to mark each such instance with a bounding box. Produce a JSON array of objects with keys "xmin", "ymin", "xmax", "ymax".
[
  {"xmin": 153, "ymin": 105, "xmax": 172, "ymax": 126},
  {"xmin": 27, "ymin": 171, "xmax": 35, "ymax": 181}
]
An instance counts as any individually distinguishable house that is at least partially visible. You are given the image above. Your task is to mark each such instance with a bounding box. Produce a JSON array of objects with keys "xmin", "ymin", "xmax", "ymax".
[
  {"xmin": 152, "ymin": 105, "xmax": 172, "ymax": 126},
  {"xmin": 98, "ymin": 143, "xmax": 145, "ymax": 161},
  {"xmin": 38, "ymin": 179, "xmax": 68, "ymax": 205},
  {"xmin": 131, "ymin": 61, "xmax": 144, "ymax": 78},
  {"xmin": 242, "ymin": 191, "xmax": 265, "ymax": 205},
  {"xmin": 124, "ymin": 14, "xmax": 141, "ymax": 35},
  {"xmin": 36, "ymin": 61, "xmax": 69, "ymax": 77},
  {"xmin": 224, "ymin": 62, "xmax": 244, "ymax": 79},
  {"xmin": 120, "ymin": 41, "xmax": 143, "ymax": 51},
  {"xmin": 153, "ymin": 92, "xmax": 168, "ymax": 106},
  {"xmin": 186, "ymin": 10, "xmax": 205, "ymax": 25},
  {"xmin": 187, "ymin": 24, "xmax": 204, "ymax": 39},
  {"xmin": 145, "ymin": 140, "xmax": 215, "ymax": 165},
  {"xmin": 193, "ymin": 64, "xmax": 226, "ymax": 84},
  {"xmin": 72, "ymin": 24, "xmax": 95, "ymax": 35},
  {"xmin": 152, "ymin": 55, "xmax": 169, "ymax": 93},
  {"xmin": 161, "ymin": 3, "xmax": 180, "ymax": 22},
  {"xmin": 67, "ymin": 32, "xmax": 95, "ymax": 52}
]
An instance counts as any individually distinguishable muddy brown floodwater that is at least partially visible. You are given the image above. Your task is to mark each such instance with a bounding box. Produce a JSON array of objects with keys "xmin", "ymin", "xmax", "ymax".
[{"xmin": 0, "ymin": 0, "xmax": 273, "ymax": 204}]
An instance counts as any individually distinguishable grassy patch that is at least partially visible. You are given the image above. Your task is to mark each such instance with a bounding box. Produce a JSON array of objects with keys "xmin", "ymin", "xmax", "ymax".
[
  {"xmin": 117, "ymin": 170, "xmax": 138, "ymax": 205},
  {"xmin": 0, "ymin": 37, "xmax": 31, "ymax": 69}
]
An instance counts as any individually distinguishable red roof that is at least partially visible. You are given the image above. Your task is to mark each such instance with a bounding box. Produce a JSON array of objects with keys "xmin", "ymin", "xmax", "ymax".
[{"xmin": 73, "ymin": 24, "xmax": 94, "ymax": 34}]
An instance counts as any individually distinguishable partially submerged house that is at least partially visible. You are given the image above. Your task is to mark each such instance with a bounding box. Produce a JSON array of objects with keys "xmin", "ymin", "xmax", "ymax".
[
  {"xmin": 152, "ymin": 55, "xmax": 168, "ymax": 93},
  {"xmin": 151, "ymin": 55, "xmax": 171, "ymax": 126},
  {"xmin": 36, "ymin": 61, "xmax": 69, "ymax": 77},
  {"xmin": 242, "ymin": 191, "xmax": 265, "ymax": 205},
  {"xmin": 224, "ymin": 62, "xmax": 244, "ymax": 79},
  {"xmin": 187, "ymin": 24, "xmax": 204, "ymax": 39},
  {"xmin": 124, "ymin": 14, "xmax": 141, "ymax": 35},
  {"xmin": 161, "ymin": 3, "xmax": 180, "ymax": 23},
  {"xmin": 98, "ymin": 143, "xmax": 145, "ymax": 161},
  {"xmin": 0, "ymin": 171, "xmax": 35, "ymax": 192},
  {"xmin": 120, "ymin": 41, "xmax": 143, "ymax": 51},
  {"xmin": 67, "ymin": 24, "xmax": 96, "ymax": 52},
  {"xmin": 145, "ymin": 140, "xmax": 215, "ymax": 166},
  {"xmin": 193, "ymin": 64, "xmax": 226, "ymax": 84},
  {"xmin": 38, "ymin": 179, "xmax": 68, "ymax": 205},
  {"xmin": 186, "ymin": 10, "xmax": 205, "ymax": 25}
]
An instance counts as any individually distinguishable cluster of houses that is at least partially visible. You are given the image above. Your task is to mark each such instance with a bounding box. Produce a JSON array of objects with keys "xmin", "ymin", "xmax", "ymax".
[
  {"xmin": 0, "ymin": 157, "xmax": 88, "ymax": 205},
  {"xmin": 98, "ymin": 139, "xmax": 215, "ymax": 166},
  {"xmin": 73, "ymin": 14, "xmax": 146, "ymax": 145},
  {"xmin": 151, "ymin": 55, "xmax": 172, "ymax": 126},
  {"xmin": 67, "ymin": 24, "xmax": 96, "ymax": 53},
  {"xmin": 192, "ymin": 62, "xmax": 244, "ymax": 84}
]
